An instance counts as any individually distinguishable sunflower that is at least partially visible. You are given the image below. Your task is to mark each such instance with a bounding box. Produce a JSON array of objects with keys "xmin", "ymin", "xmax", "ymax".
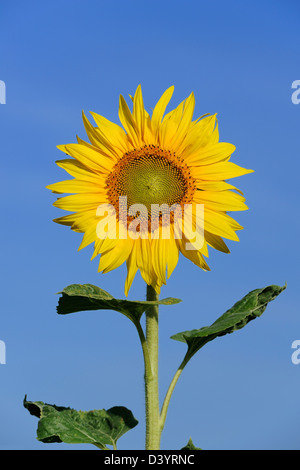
[{"xmin": 47, "ymin": 86, "xmax": 253, "ymax": 295}]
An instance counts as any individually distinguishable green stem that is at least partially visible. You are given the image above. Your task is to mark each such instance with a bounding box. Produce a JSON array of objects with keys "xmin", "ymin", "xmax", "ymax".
[
  {"xmin": 159, "ymin": 355, "xmax": 189, "ymax": 435},
  {"xmin": 145, "ymin": 284, "xmax": 160, "ymax": 450},
  {"xmin": 135, "ymin": 321, "xmax": 152, "ymax": 385}
]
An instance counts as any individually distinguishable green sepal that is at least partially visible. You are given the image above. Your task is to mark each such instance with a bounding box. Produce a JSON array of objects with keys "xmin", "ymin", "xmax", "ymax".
[
  {"xmin": 181, "ymin": 437, "xmax": 202, "ymax": 450},
  {"xmin": 57, "ymin": 283, "xmax": 181, "ymax": 324},
  {"xmin": 23, "ymin": 395, "xmax": 138, "ymax": 449},
  {"xmin": 171, "ymin": 284, "xmax": 286, "ymax": 359}
]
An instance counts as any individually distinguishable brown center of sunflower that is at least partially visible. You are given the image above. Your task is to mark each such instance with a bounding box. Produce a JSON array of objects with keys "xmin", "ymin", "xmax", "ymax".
[{"xmin": 106, "ymin": 145, "xmax": 196, "ymax": 231}]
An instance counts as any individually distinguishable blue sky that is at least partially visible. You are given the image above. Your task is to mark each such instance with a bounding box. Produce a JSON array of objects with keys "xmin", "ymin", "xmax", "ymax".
[{"xmin": 0, "ymin": 0, "xmax": 299, "ymax": 450}]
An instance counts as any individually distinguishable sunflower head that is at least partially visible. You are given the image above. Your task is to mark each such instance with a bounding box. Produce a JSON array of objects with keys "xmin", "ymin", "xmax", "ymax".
[{"xmin": 47, "ymin": 85, "xmax": 253, "ymax": 295}]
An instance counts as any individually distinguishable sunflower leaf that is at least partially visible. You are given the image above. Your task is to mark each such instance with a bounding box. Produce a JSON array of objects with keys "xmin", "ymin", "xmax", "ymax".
[
  {"xmin": 171, "ymin": 284, "xmax": 286, "ymax": 358},
  {"xmin": 57, "ymin": 283, "xmax": 181, "ymax": 323},
  {"xmin": 181, "ymin": 437, "xmax": 202, "ymax": 450},
  {"xmin": 23, "ymin": 395, "xmax": 138, "ymax": 449}
]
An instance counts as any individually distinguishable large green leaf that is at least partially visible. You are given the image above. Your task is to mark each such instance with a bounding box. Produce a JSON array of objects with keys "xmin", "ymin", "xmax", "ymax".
[
  {"xmin": 171, "ymin": 284, "xmax": 286, "ymax": 359},
  {"xmin": 23, "ymin": 396, "xmax": 138, "ymax": 449},
  {"xmin": 57, "ymin": 284, "xmax": 181, "ymax": 324}
]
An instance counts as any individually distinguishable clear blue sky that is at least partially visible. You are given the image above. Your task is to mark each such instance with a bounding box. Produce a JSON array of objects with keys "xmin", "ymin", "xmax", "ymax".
[{"xmin": 0, "ymin": 0, "xmax": 299, "ymax": 450}]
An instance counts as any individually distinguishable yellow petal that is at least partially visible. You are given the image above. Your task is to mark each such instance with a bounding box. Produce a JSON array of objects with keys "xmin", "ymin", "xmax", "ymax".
[
  {"xmin": 53, "ymin": 214, "xmax": 75, "ymax": 227},
  {"xmin": 81, "ymin": 111, "xmax": 105, "ymax": 148},
  {"xmin": 118, "ymin": 95, "xmax": 140, "ymax": 148},
  {"xmin": 171, "ymin": 92, "xmax": 195, "ymax": 151},
  {"xmin": 195, "ymin": 161, "xmax": 254, "ymax": 181},
  {"xmin": 53, "ymin": 193, "xmax": 107, "ymax": 211},
  {"xmin": 57, "ymin": 144, "xmax": 113, "ymax": 174},
  {"xmin": 151, "ymin": 86, "xmax": 174, "ymax": 138},
  {"xmin": 176, "ymin": 236, "xmax": 210, "ymax": 271},
  {"xmin": 78, "ymin": 223, "xmax": 98, "ymax": 250},
  {"xmin": 204, "ymin": 231, "xmax": 230, "ymax": 253},
  {"xmin": 92, "ymin": 235, "xmax": 119, "ymax": 259},
  {"xmin": 203, "ymin": 208, "xmax": 242, "ymax": 241},
  {"xmin": 46, "ymin": 178, "xmax": 105, "ymax": 194},
  {"xmin": 166, "ymin": 236, "xmax": 180, "ymax": 279},
  {"xmin": 150, "ymin": 235, "xmax": 180, "ymax": 286},
  {"xmin": 181, "ymin": 114, "xmax": 218, "ymax": 157},
  {"xmin": 89, "ymin": 112, "xmax": 128, "ymax": 153},
  {"xmin": 159, "ymin": 117, "xmax": 179, "ymax": 149},
  {"xmin": 53, "ymin": 208, "xmax": 99, "ymax": 235},
  {"xmin": 186, "ymin": 142, "xmax": 236, "ymax": 166},
  {"xmin": 152, "ymin": 238, "xmax": 168, "ymax": 286},
  {"xmin": 132, "ymin": 84, "xmax": 145, "ymax": 141},
  {"xmin": 125, "ymin": 244, "xmax": 139, "ymax": 296},
  {"xmin": 209, "ymin": 119, "xmax": 219, "ymax": 145},
  {"xmin": 136, "ymin": 238, "xmax": 154, "ymax": 286},
  {"xmin": 196, "ymin": 180, "xmax": 244, "ymax": 195},
  {"xmin": 98, "ymin": 239, "xmax": 134, "ymax": 273},
  {"xmin": 82, "ymin": 112, "xmax": 119, "ymax": 161},
  {"xmin": 72, "ymin": 209, "xmax": 99, "ymax": 231},
  {"xmin": 194, "ymin": 190, "xmax": 248, "ymax": 211},
  {"xmin": 55, "ymin": 159, "xmax": 101, "ymax": 182}
]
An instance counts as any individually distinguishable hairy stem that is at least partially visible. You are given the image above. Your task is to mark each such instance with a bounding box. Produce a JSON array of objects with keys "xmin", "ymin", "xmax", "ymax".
[
  {"xmin": 145, "ymin": 284, "xmax": 160, "ymax": 450},
  {"xmin": 135, "ymin": 321, "xmax": 152, "ymax": 386}
]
